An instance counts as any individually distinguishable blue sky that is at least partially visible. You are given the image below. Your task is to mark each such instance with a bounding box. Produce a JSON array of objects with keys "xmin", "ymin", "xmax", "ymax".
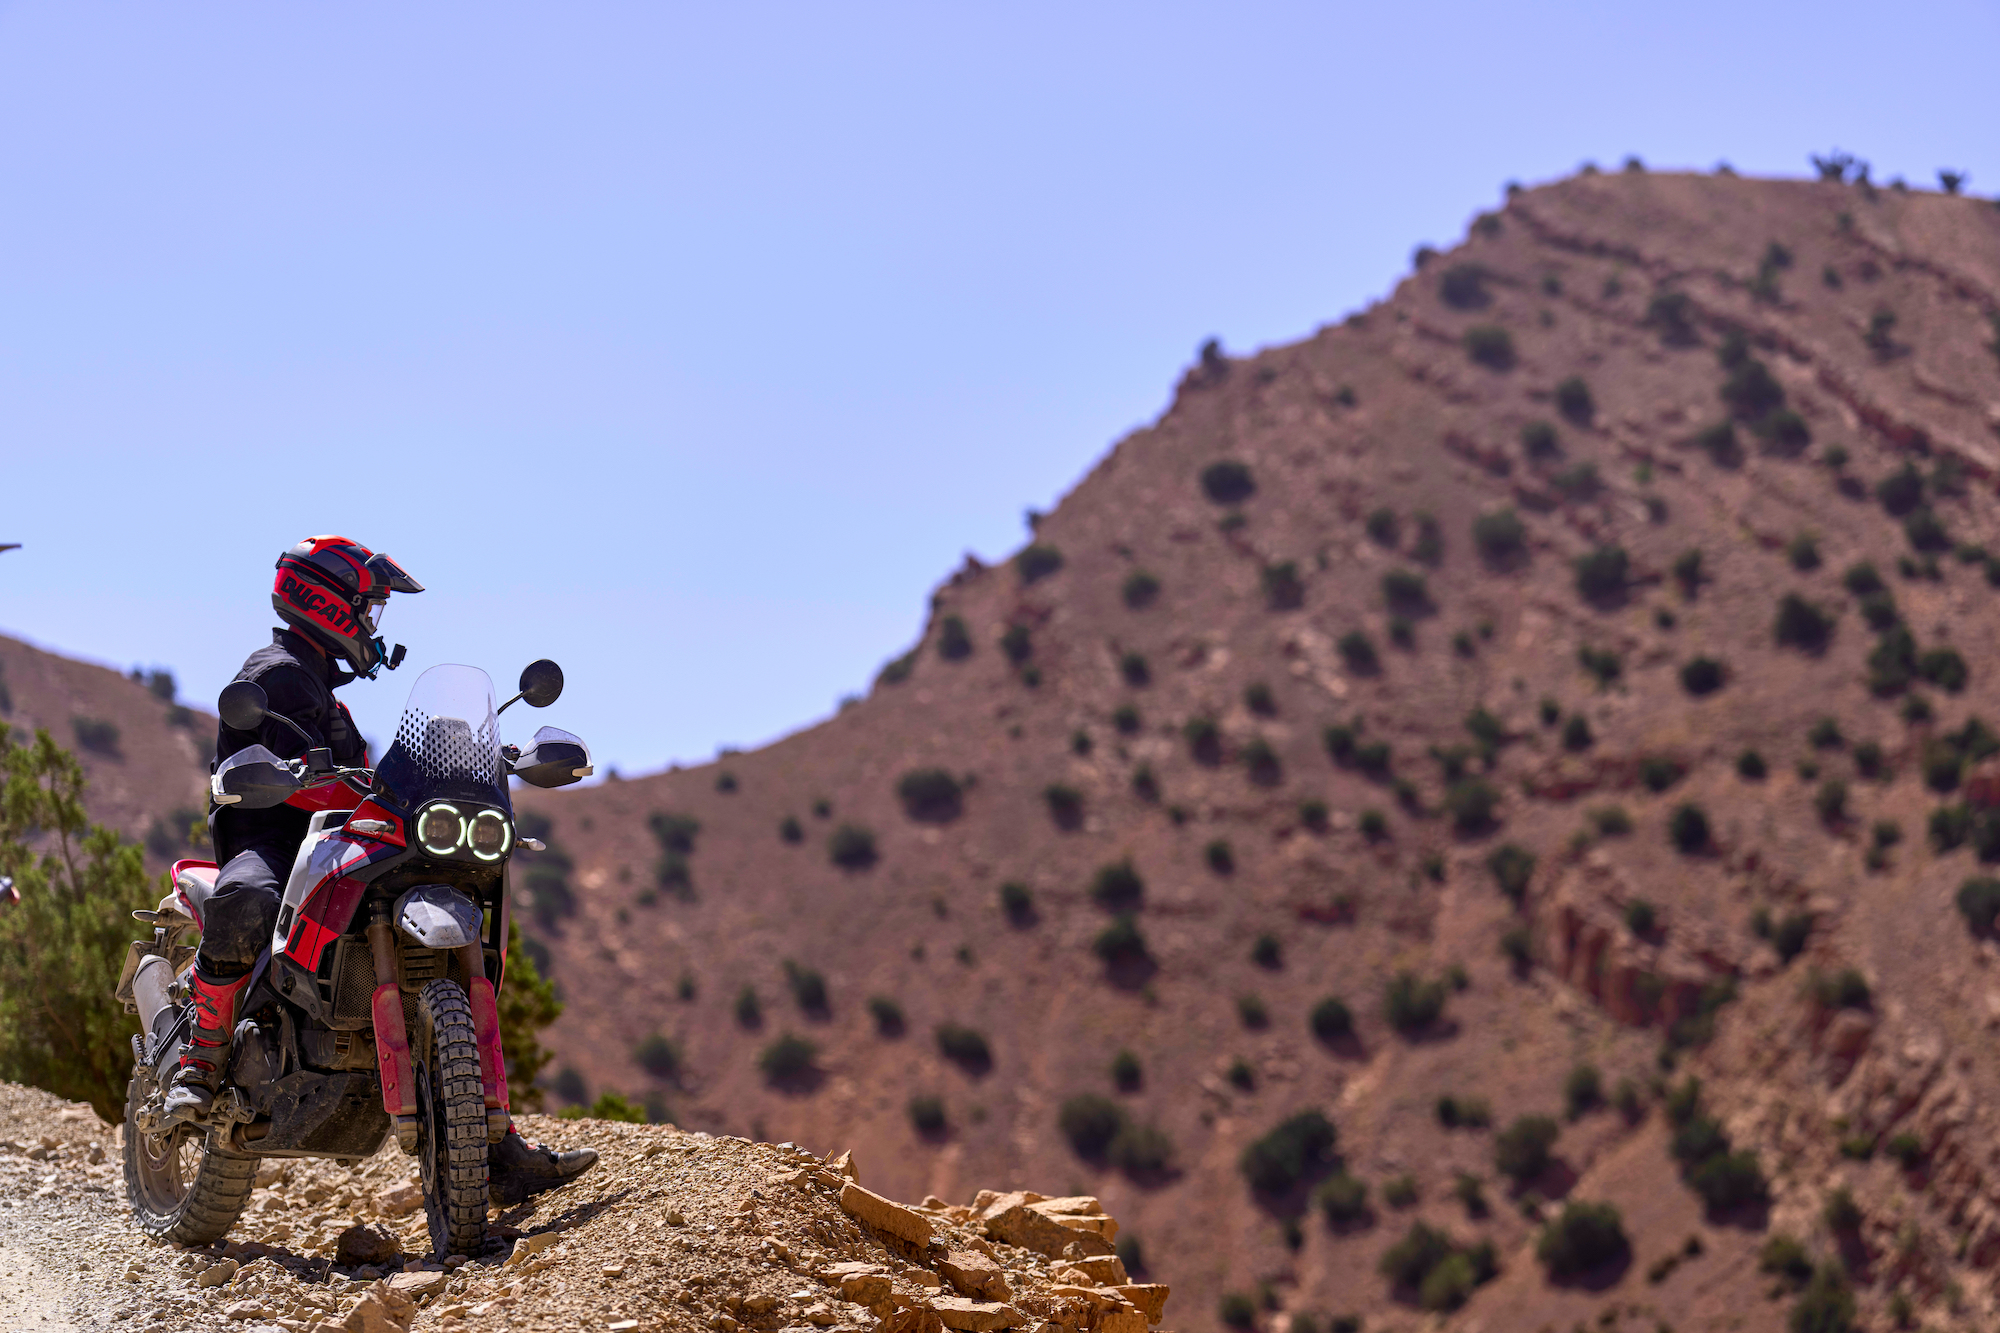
[{"xmin": 1, "ymin": 0, "xmax": 1994, "ymax": 772}]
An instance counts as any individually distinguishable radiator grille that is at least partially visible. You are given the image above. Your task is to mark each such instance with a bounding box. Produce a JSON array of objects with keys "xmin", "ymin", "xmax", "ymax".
[{"xmin": 327, "ymin": 933, "xmax": 473, "ymax": 1031}]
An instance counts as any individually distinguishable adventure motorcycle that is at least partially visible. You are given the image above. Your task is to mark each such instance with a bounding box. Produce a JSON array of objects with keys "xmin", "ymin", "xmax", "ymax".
[{"xmin": 115, "ymin": 660, "xmax": 591, "ymax": 1258}]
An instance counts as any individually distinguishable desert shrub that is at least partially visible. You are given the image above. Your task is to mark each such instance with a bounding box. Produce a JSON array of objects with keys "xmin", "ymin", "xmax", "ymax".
[
  {"xmin": 936, "ymin": 1023, "xmax": 993, "ymax": 1073},
  {"xmin": 1322, "ymin": 724, "xmax": 1357, "ymax": 765},
  {"xmin": 1786, "ymin": 532, "xmax": 1821, "ymax": 572},
  {"xmin": 1789, "ymin": 1264, "xmax": 1856, "ymax": 1333},
  {"xmin": 1017, "ymin": 544, "xmax": 1064, "ymax": 584},
  {"xmin": 1110, "ymin": 704, "xmax": 1142, "ymax": 737},
  {"xmin": 996, "ymin": 882, "xmax": 1035, "ymax": 927},
  {"xmin": 1239, "ymin": 1108, "xmax": 1338, "ymax": 1195},
  {"xmin": 1263, "ymin": 561, "xmax": 1304, "ymax": 610},
  {"xmin": 1680, "ymin": 657, "xmax": 1725, "ymax": 696},
  {"xmin": 1473, "ymin": 507, "xmax": 1528, "ymax": 566},
  {"xmin": 1625, "ymin": 899, "xmax": 1657, "ymax": 936},
  {"xmin": 1077, "ymin": 857, "xmax": 1145, "ymax": 912},
  {"xmin": 1814, "ymin": 779, "xmax": 1848, "ymax": 824},
  {"xmin": 1355, "ymin": 741, "xmax": 1391, "ymax": 777},
  {"xmin": 1859, "ymin": 591, "xmax": 1899, "ymax": 631},
  {"xmin": 828, "ymin": 823, "xmax": 878, "ymax": 869},
  {"xmin": 1381, "ymin": 568, "xmax": 1430, "ymax": 614},
  {"xmin": 758, "ymin": 1033, "xmax": 817, "ymax": 1083},
  {"xmin": 1700, "ymin": 421, "xmax": 1744, "ymax": 467},
  {"xmin": 1552, "ymin": 462, "xmax": 1600, "ymax": 502},
  {"xmin": 1537, "ymin": 1200, "xmax": 1629, "ymax": 1277},
  {"xmin": 778, "ymin": 815, "xmax": 803, "ymax": 845},
  {"xmin": 1669, "ymin": 803, "xmax": 1710, "ymax": 853},
  {"xmin": 1554, "ymin": 376, "xmax": 1594, "ymax": 424},
  {"xmin": 1337, "ymin": 631, "xmax": 1379, "ymax": 674},
  {"xmin": 1807, "ymin": 716, "xmax": 1843, "ymax": 749},
  {"xmin": 1358, "ymin": 808, "xmax": 1388, "ymax": 842},
  {"xmin": 1446, "ymin": 780, "xmax": 1499, "ymax": 835},
  {"xmin": 1521, "ymin": 419, "xmax": 1559, "ymax": 458},
  {"xmin": 1059, "ymin": 1093, "xmax": 1126, "ymax": 1159},
  {"xmin": 634, "ymin": 1031, "xmax": 680, "ymax": 1079},
  {"xmin": 1495, "ymin": 1114, "xmax": 1559, "ymax": 1184},
  {"xmin": 69, "ymin": 717, "xmax": 120, "ymax": 757},
  {"xmin": 1292, "ymin": 996, "xmax": 1351, "ymax": 1049},
  {"xmin": 1250, "ymin": 933, "xmax": 1282, "ymax": 970},
  {"xmin": 1122, "ymin": 569, "xmax": 1161, "ymax": 609},
  {"xmin": 897, "ymin": 768, "xmax": 963, "ymax": 822},
  {"xmin": 1464, "ymin": 325, "xmax": 1515, "ymax": 369},
  {"xmin": 783, "ymin": 960, "xmax": 828, "ymax": 1015},
  {"xmin": 1578, "ymin": 645, "xmax": 1622, "ymax": 688},
  {"xmin": 937, "ymin": 615, "xmax": 972, "ymax": 661},
  {"xmin": 1768, "ymin": 911, "xmax": 1812, "ymax": 963},
  {"xmin": 1957, "ymin": 877, "xmax": 2000, "ymax": 936},
  {"xmin": 1640, "ymin": 756, "xmax": 1684, "ymax": 792},
  {"xmin": 1774, "ymin": 594, "xmax": 1836, "ymax": 652},
  {"xmin": 1721, "ymin": 356, "xmax": 1785, "ymax": 420},
  {"xmin": 1043, "ymin": 784, "xmax": 1084, "ymax": 829},
  {"xmin": 1201, "ymin": 460, "xmax": 1256, "ymax": 504},
  {"xmin": 1217, "ymin": 1293, "xmax": 1257, "ymax": 1331},
  {"xmin": 1646, "ymin": 290, "xmax": 1700, "ymax": 345},
  {"xmin": 867, "ymin": 995, "xmax": 905, "ymax": 1036},
  {"xmin": 1242, "ymin": 737, "xmax": 1281, "ymax": 787},
  {"xmin": 1592, "ymin": 805, "xmax": 1633, "ymax": 836},
  {"xmin": 1905, "ymin": 507, "xmax": 1950, "ymax": 553},
  {"xmin": 1000, "ymin": 624, "xmax": 1033, "ymax": 664},
  {"xmin": 1093, "ymin": 915, "xmax": 1151, "ymax": 969},
  {"xmin": 1758, "ymin": 409, "xmax": 1811, "ymax": 453},
  {"xmin": 1868, "ymin": 626, "xmax": 1918, "ymax": 695},
  {"xmin": 1920, "ymin": 645, "xmax": 1969, "ymax": 692},
  {"xmin": 1115, "ymin": 650, "xmax": 1150, "ymax": 687},
  {"xmin": 1298, "ymin": 798, "xmax": 1329, "ymax": 833},
  {"xmin": 1486, "ymin": 843, "xmax": 1535, "ymax": 903},
  {"xmin": 1932, "ymin": 803, "xmax": 1974, "ymax": 851},
  {"xmin": 1564, "ymin": 1063, "xmax": 1604, "ymax": 1119},
  {"xmin": 1362, "ymin": 507, "xmax": 1403, "ymax": 549},
  {"xmin": 1439, "ymin": 263, "xmax": 1490, "ymax": 309},
  {"xmin": 1316, "ymin": 1171, "xmax": 1370, "ymax": 1225},
  {"xmin": 1108, "ymin": 1120, "xmax": 1174, "ymax": 1176},
  {"xmin": 907, "ymin": 1094, "xmax": 946, "ymax": 1136},
  {"xmin": 1384, "ymin": 971, "xmax": 1447, "ymax": 1033},
  {"xmin": 1243, "ymin": 681, "xmax": 1276, "ymax": 717},
  {"xmin": 1876, "ymin": 462, "xmax": 1925, "ymax": 516},
  {"xmin": 1237, "ymin": 994, "xmax": 1269, "ymax": 1028},
  {"xmin": 1412, "ymin": 510, "xmax": 1443, "ymax": 563},
  {"xmin": 1809, "ymin": 966, "xmax": 1871, "ymax": 1010},
  {"xmin": 1205, "ymin": 839, "xmax": 1236, "ymax": 874},
  {"xmin": 734, "ymin": 985, "xmax": 763, "ymax": 1028},
  {"xmin": 1109, "ymin": 1048, "xmax": 1143, "ymax": 1093}
]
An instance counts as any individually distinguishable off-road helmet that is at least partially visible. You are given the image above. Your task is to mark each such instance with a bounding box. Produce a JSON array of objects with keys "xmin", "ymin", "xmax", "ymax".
[{"xmin": 272, "ymin": 535, "xmax": 423, "ymax": 678}]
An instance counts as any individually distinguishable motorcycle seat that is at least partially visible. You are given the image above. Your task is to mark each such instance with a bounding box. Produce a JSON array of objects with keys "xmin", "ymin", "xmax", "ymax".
[{"xmin": 171, "ymin": 860, "xmax": 221, "ymax": 930}]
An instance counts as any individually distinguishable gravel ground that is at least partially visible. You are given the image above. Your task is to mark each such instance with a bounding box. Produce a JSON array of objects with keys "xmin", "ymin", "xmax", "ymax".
[{"xmin": 0, "ymin": 1082, "xmax": 1167, "ymax": 1333}]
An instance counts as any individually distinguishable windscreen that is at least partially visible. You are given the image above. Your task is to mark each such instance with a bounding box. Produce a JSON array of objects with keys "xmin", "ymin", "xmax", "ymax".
[{"xmin": 373, "ymin": 664, "xmax": 510, "ymax": 811}]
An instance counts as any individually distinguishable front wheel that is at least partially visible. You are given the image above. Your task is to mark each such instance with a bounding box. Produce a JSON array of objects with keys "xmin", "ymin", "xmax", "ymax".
[
  {"xmin": 415, "ymin": 978, "xmax": 489, "ymax": 1258},
  {"xmin": 123, "ymin": 1066, "xmax": 255, "ymax": 1244}
]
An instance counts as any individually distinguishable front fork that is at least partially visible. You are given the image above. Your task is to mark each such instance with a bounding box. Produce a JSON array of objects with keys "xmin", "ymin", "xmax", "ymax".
[{"xmin": 367, "ymin": 904, "xmax": 512, "ymax": 1152}]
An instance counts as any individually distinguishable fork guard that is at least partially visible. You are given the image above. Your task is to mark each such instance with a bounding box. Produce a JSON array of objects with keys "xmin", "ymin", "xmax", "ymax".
[
  {"xmin": 466, "ymin": 974, "xmax": 512, "ymax": 1143},
  {"xmin": 370, "ymin": 982, "xmax": 418, "ymax": 1121}
]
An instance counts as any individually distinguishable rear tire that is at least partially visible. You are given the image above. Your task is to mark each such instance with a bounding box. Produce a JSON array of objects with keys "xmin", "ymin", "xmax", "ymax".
[
  {"xmin": 415, "ymin": 978, "xmax": 488, "ymax": 1259},
  {"xmin": 123, "ymin": 1066, "xmax": 255, "ymax": 1244}
]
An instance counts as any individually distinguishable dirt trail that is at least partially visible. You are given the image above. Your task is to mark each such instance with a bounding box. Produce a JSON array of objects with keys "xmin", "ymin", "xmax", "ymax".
[{"xmin": 0, "ymin": 1080, "xmax": 1168, "ymax": 1333}]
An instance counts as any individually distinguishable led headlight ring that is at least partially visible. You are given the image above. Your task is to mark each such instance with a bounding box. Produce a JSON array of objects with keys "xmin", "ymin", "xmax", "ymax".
[
  {"xmin": 467, "ymin": 809, "xmax": 513, "ymax": 861},
  {"xmin": 417, "ymin": 803, "xmax": 464, "ymax": 857}
]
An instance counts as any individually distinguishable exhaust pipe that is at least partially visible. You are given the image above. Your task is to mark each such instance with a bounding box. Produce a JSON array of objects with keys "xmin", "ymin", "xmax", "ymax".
[{"xmin": 132, "ymin": 954, "xmax": 176, "ymax": 1043}]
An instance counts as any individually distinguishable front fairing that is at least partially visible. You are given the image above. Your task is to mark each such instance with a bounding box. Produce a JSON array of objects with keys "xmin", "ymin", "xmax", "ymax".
[{"xmin": 372, "ymin": 665, "xmax": 512, "ymax": 815}]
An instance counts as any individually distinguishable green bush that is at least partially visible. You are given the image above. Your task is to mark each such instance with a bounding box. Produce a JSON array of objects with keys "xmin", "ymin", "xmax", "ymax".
[
  {"xmin": 1439, "ymin": 263, "xmax": 1490, "ymax": 309},
  {"xmin": 1238, "ymin": 993, "xmax": 1269, "ymax": 1028},
  {"xmin": 1093, "ymin": 915, "xmax": 1151, "ymax": 970},
  {"xmin": 69, "ymin": 717, "xmax": 120, "ymax": 757},
  {"xmin": 1646, "ymin": 290, "xmax": 1700, "ymax": 345},
  {"xmin": 1315, "ymin": 1171, "xmax": 1370, "ymax": 1225},
  {"xmin": 1413, "ymin": 510, "xmax": 1443, "ymax": 564},
  {"xmin": 828, "ymin": 823, "xmax": 878, "ymax": 869},
  {"xmin": 897, "ymin": 768, "xmax": 963, "ymax": 822},
  {"xmin": 1520, "ymin": 419, "xmax": 1559, "ymax": 458},
  {"xmin": 1876, "ymin": 462, "xmax": 1925, "ymax": 516},
  {"xmin": 1536, "ymin": 1200, "xmax": 1629, "ymax": 1277},
  {"xmin": 1495, "ymin": 1114, "xmax": 1559, "ymax": 1184},
  {"xmin": 1110, "ymin": 1048, "xmax": 1142, "ymax": 1092},
  {"xmin": 758, "ymin": 1033, "xmax": 818, "ymax": 1083},
  {"xmin": 1000, "ymin": 624, "xmax": 1033, "ymax": 665},
  {"xmin": 1251, "ymin": 933, "xmax": 1282, "ymax": 969},
  {"xmin": 908, "ymin": 1094, "xmax": 946, "ymax": 1135},
  {"xmin": 1059, "ymin": 1093, "xmax": 1126, "ymax": 1159},
  {"xmin": 1760, "ymin": 1234, "xmax": 1814, "ymax": 1284},
  {"xmin": 1464, "ymin": 325, "xmax": 1516, "ymax": 369},
  {"xmin": 1239, "ymin": 1108, "xmax": 1338, "ymax": 1195},
  {"xmin": 1554, "ymin": 375, "xmax": 1593, "ymax": 423},
  {"xmin": 783, "ymin": 960, "xmax": 828, "ymax": 1014},
  {"xmin": 1122, "ymin": 569, "xmax": 1161, "ymax": 609},
  {"xmin": 1358, "ymin": 808, "xmax": 1388, "ymax": 842},
  {"xmin": 1679, "ymin": 657, "xmax": 1725, "ymax": 695},
  {"xmin": 1382, "ymin": 568, "xmax": 1430, "ymax": 613},
  {"xmin": 1565, "ymin": 1063, "xmax": 1603, "ymax": 1119},
  {"xmin": 1384, "ymin": 971, "xmax": 1447, "ymax": 1033},
  {"xmin": 1263, "ymin": 561, "xmax": 1305, "ymax": 610},
  {"xmin": 1669, "ymin": 803, "xmax": 1710, "ymax": 853},
  {"xmin": 1017, "ymin": 543, "xmax": 1065, "ymax": 584},
  {"xmin": 1578, "ymin": 645, "xmax": 1622, "ymax": 688},
  {"xmin": 1561, "ymin": 714, "xmax": 1593, "ymax": 750},
  {"xmin": 1201, "ymin": 460, "xmax": 1256, "ymax": 504},
  {"xmin": 1446, "ymin": 780, "xmax": 1500, "ymax": 835},
  {"xmin": 1958, "ymin": 877, "xmax": 2000, "ymax": 936},
  {"xmin": 1112, "ymin": 703, "xmax": 1141, "ymax": 735},
  {"xmin": 936, "ymin": 1023, "xmax": 993, "ymax": 1073},
  {"xmin": 1437, "ymin": 1094, "xmax": 1491, "ymax": 1129},
  {"xmin": 1337, "ymin": 631, "xmax": 1379, "ymax": 674},
  {"xmin": 1486, "ymin": 843, "xmax": 1535, "ymax": 903},
  {"xmin": 937, "ymin": 615, "xmax": 973, "ymax": 660},
  {"xmin": 634, "ymin": 1032, "xmax": 681, "ymax": 1079},
  {"xmin": 1774, "ymin": 594, "xmax": 1836, "ymax": 652},
  {"xmin": 1552, "ymin": 462, "xmax": 1600, "ymax": 502},
  {"xmin": 778, "ymin": 815, "xmax": 803, "ymax": 844},
  {"xmin": 867, "ymin": 995, "xmax": 905, "ymax": 1036},
  {"xmin": 1690, "ymin": 1154, "xmax": 1768, "ymax": 1212},
  {"xmin": 734, "ymin": 985, "xmax": 762, "ymax": 1028},
  {"xmin": 1789, "ymin": 1264, "xmax": 1855, "ymax": 1333},
  {"xmin": 1472, "ymin": 507, "xmax": 1528, "ymax": 566},
  {"xmin": 1310, "ymin": 996, "xmax": 1352, "ymax": 1043},
  {"xmin": 1043, "ymin": 784, "xmax": 1084, "ymax": 828},
  {"xmin": 557, "ymin": 1090, "xmax": 649, "ymax": 1124},
  {"xmin": 1218, "ymin": 1293, "xmax": 1257, "ymax": 1330},
  {"xmin": 1119, "ymin": 651, "xmax": 1150, "ymax": 686},
  {"xmin": 1904, "ymin": 507, "xmax": 1951, "ymax": 553},
  {"xmin": 1109, "ymin": 1120, "xmax": 1174, "ymax": 1176},
  {"xmin": 1244, "ymin": 681, "xmax": 1276, "ymax": 716},
  {"xmin": 1624, "ymin": 899, "xmax": 1657, "ymax": 935},
  {"xmin": 1205, "ymin": 839, "xmax": 1236, "ymax": 874},
  {"xmin": 1242, "ymin": 737, "xmax": 1282, "ymax": 787},
  {"xmin": 1920, "ymin": 645, "xmax": 1969, "ymax": 692}
]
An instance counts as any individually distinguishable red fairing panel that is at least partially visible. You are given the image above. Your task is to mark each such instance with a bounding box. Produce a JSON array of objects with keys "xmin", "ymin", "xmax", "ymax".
[
  {"xmin": 285, "ymin": 783, "xmax": 362, "ymax": 814},
  {"xmin": 281, "ymin": 836, "xmax": 398, "ymax": 972}
]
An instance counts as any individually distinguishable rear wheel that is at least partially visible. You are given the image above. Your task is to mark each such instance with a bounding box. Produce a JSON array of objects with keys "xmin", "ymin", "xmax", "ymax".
[
  {"xmin": 415, "ymin": 978, "xmax": 488, "ymax": 1258},
  {"xmin": 123, "ymin": 1066, "xmax": 255, "ymax": 1244}
]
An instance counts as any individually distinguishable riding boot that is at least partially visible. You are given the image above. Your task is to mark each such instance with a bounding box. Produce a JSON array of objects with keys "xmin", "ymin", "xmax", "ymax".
[
  {"xmin": 161, "ymin": 968, "xmax": 251, "ymax": 1125},
  {"xmin": 488, "ymin": 1125, "xmax": 598, "ymax": 1205}
]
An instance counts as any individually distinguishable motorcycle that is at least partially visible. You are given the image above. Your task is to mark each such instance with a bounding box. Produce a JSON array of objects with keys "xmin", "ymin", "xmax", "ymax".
[{"xmin": 114, "ymin": 660, "xmax": 592, "ymax": 1259}]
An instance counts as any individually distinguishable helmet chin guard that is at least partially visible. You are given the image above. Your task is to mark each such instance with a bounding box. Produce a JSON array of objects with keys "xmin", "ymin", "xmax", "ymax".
[{"xmin": 272, "ymin": 536, "xmax": 422, "ymax": 678}]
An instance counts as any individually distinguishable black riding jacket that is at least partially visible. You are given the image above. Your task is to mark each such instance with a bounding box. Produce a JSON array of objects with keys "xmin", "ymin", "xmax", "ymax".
[{"xmin": 209, "ymin": 629, "xmax": 369, "ymax": 864}]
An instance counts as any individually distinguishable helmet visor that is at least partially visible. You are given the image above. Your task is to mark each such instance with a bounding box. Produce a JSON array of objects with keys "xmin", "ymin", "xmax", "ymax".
[{"xmin": 361, "ymin": 598, "xmax": 387, "ymax": 634}]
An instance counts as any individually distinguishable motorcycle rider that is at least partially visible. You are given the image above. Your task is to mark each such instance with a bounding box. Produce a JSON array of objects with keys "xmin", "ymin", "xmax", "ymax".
[{"xmin": 164, "ymin": 535, "xmax": 596, "ymax": 1203}]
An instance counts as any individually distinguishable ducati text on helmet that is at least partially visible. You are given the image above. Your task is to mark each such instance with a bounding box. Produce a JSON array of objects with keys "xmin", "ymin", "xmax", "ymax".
[{"xmin": 271, "ymin": 535, "xmax": 423, "ymax": 678}]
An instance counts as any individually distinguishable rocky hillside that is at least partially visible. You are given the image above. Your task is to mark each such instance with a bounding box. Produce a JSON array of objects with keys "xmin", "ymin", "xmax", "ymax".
[
  {"xmin": 0, "ymin": 631, "xmax": 215, "ymax": 866},
  {"xmin": 510, "ymin": 168, "xmax": 2000, "ymax": 1332},
  {"xmin": 0, "ymin": 1077, "xmax": 1167, "ymax": 1333}
]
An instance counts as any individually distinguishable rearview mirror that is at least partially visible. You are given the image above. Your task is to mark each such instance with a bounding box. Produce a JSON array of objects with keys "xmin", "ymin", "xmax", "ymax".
[
  {"xmin": 519, "ymin": 659, "xmax": 563, "ymax": 708},
  {"xmin": 218, "ymin": 680, "xmax": 270, "ymax": 732}
]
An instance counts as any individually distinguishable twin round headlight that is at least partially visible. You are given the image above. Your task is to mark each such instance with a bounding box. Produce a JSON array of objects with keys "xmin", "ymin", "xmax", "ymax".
[{"xmin": 415, "ymin": 802, "xmax": 513, "ymax": 861}]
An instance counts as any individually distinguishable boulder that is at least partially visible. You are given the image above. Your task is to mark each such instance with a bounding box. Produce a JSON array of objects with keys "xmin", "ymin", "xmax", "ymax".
[
  {"xmin": 339, "ymin": 1280, "xmax": 416, "ymax": 1333},
  {"xmin": 336, "ymin": 1223, "xmax": 401, "ymax": 1268},
  {"xmin": 931, "ymin": 1297, "xmax": 1022, "ymax": 1332},
  {"xmin": 839, "ymin": 1183, "xmax": 934, "ymax": 1248},
  {"xmin": 937, "ymin": 1251, "xmax": 1009, "ymax": 1302},
  {"xmin": 1051, "ymin": 1257, "xmax": 1127, "ymax": 1286},
  {"xmin": 388, "ymin": 1270, "xmax": 447, "ymax": 1299},
  {"xmin": 877, "ymin": 1308, "xmax": 945, "ymax": 1333},
  {"xmin": 974, "ymin": 1194, "xmax": 1113, "ymax": 1258},
  {"xmin": 195, "ymin": 1259, "xmax": 239, "ymax": 1289},
  {"xmin": 1116, "ymin": 1285, "xmax": 1171, "ymax": 1325},
  {"xmin": 375, "ymin": 1184, "xmax": 423, "ymax": 1219}
]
